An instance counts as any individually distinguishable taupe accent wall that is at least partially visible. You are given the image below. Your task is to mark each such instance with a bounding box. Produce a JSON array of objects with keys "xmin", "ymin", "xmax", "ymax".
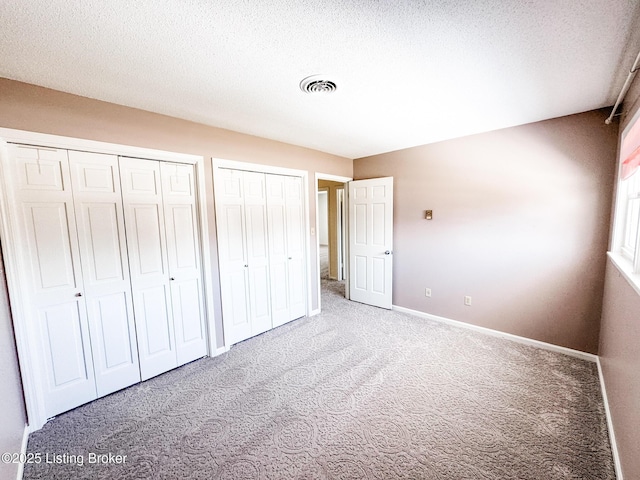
[
  {"xmin": 0, "ymin": 239, "xmax": 27, "ymax": 480},
  {"xmin": 354, "ymin": 109, "xmax": 617, "ymax": 354},
  {"xmin": 599, "ymin": 77, "xmax": 640, "ymax": 480}
]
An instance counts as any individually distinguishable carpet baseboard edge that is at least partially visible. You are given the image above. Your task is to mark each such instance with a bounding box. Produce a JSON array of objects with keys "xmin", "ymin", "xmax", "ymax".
[
  {"xmin": 391, "ymin": 305, "xmax": 597, "ymax": 363},
  {"xmin": 596, "ymin": 358, "xmax": 624, "ymax": 480}
]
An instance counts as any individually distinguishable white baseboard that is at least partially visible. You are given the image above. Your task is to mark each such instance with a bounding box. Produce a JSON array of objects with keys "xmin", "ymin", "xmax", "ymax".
[
  {"xmin": 16, "ymin": 424, "xmax": 28, "ymax": 480},
  {"xmin": 391, "ymin": 305, "xmax": 598, "ymax": 363},
  {"xmin": 596, "ymin": 358, "xmax": 624, "ymax": 480},
  {"xmin": 309, "ymin": 308, "xmax": 321, "ymax": 317}
]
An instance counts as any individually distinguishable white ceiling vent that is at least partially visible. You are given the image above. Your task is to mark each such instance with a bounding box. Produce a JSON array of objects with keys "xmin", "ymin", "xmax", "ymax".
[{"xmin": 300, "ymin": 75, "xmax": 337, "ymax": 94}]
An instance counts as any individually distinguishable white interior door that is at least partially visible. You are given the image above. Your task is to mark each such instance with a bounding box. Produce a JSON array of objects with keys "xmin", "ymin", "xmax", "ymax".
[
  {"xmin": 348, "ymin": 177, "xmax": 394, "ymax": 309},
  {"xmin": 161, "ymin": 162, "xmax": 207, "ymax": 365},
  {"xmin": 120, "ymin": 157, "xmax": 177, "ymax": 380},
  {"xmin": 215, "ymin": 168, "xmax": 251, "ymax": 345},
  {"xmin": 69, "ymin": 150, "xmax": 140, "ymax": 397},
  {"xmin": 10, "ymin": 145, "xmax": 98, "ymax": 417}
]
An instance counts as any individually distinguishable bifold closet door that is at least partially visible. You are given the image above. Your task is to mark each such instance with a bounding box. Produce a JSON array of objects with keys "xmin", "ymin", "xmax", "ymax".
[
  {"xmin": 242, "ymin": 171, "xmax": 272, "ymax": 336},
  {"xmin": 160, "ymin": 162, "xmax": 207, "ymax": 365},
  {"xmin": 216, "ymin": 168, "xmax": 251, "ymax": 344},
  {"xmin": 265, "ymin": 174, "xmax": 306, "ymax": 327},
  {"xmin": 217, "ymin": 168, "xmax": 307, "ymax": 345},
  {"xmin": 216, "ymin": 169, "xmax": 273, "ymax": 344},
  {"xmin": 284, "ymin": 176, "xmax": 306, "ymax": 321},
  {"xmin": 9, "ymin": 145, "xmax": 97, "ymax": 418},
  {"xmin": 120, "ymin": 157, "xmax": 177, "ymax": 380},
  {"xmin": 68, "ymin": 151, "xmax": 141, "ymax": 397}
]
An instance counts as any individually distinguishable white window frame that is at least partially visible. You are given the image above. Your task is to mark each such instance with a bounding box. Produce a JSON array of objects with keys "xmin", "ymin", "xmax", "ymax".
[{"xmin": 610, "ymin": 106, "xmax": 640, "ymax": 296}]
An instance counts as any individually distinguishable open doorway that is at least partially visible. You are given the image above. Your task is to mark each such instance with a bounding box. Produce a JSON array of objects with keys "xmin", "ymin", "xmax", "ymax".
[
  {"xmin": 314, "ymin": 173, "xmax": 394, "ymax": 313},
  {"xmin": 316, "ymin": 176, "xmax": 349, "ymax": 306}
]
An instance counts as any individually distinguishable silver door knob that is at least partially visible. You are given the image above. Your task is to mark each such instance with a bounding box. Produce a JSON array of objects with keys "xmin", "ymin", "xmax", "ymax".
[{"xmin": 384, "ymin": 250, "xmax": 391, "ymax": 255}]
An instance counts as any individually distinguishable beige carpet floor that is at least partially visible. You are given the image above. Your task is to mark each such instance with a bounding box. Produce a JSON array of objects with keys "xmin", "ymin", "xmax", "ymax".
[{"xmin": 23, "ymin": 280, "xmax": 615, "ymax": 479}]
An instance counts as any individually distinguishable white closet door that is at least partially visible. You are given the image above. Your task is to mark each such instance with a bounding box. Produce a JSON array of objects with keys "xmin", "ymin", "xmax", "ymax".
[
  {"xmin": 243, "ymin": 171, "xmax": 272, "ymax": 336},
  {"xmin": 161, "ymin": 162, "xmax": 207, "ymax": 365},
  {"xmin": 69, "ymin": 151, "xmax": 140, "ymax": 396},
  {"xmin": 9, "ymin": 145, "xmax": 97, "ymax": 418},
  {"xmin": 120, "ymin": 157, "xmax": 177, "ymax": 380},
  {"xmin": 266, "ymin": 175, "xmax": 290, "ymax": 327},
  {"xmin": 265, "ymin": 174, "xmax": 306, "ymax": 327},
  {"xmin": 285, "ymin": 176, "xmax": 306, "ymax": 321},
  {"xmin": 215, "ymin": 169, "xmax": 251, "ymax": 345}
]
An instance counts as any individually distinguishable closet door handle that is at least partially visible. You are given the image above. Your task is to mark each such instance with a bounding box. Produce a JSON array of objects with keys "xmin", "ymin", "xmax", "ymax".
[
  {"xmin": 244, "ymin": 264, "xmax": 248, "ymax": 268},
  {"xmin": 75, "ymin": 292, "xmax": 83, "ymax": 297},
  {"xmin": 170, "ymin": 277, "xmax": 175, "ymax": 281}
]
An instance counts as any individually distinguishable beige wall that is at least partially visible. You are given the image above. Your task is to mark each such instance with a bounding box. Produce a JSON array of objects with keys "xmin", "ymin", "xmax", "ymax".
[
  {"xmin": 354, "ymin": 109, "xmax": 617, "ymax": 354},
  {"xmin": 598, "ymin": 77, "xmax": 640, "ymax": 480},
  {"xmin": 318, "ymin": 179, "xmax": 346, "ymax": 279},
  {"xmin": 0, "ymin": 78, "xmax": 351, "ymax": 435},
  {"xmin": 0, "ymin": 239, "xmax": 27, "ymax": 480}
]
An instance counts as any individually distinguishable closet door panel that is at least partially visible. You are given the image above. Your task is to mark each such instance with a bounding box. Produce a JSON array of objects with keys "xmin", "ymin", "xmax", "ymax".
[
  {"xmin": 23, "ymin": 203, "xmax": 78, "ymax": 298},
  {"xmin": 10, "ymin": 145, "xmax": 97, "ymax": 417},
  {"xmin": 36, "ymin": 301, "xmax": 96, "ymax": 416},
  {"xmin": 248, "ymin": 263, "xmax": 272, "ymax": 335},
  {"xmin": 219, "ymin": 204, "xmax": 251, "ymax": 343},
  {"xmin": 216, "ymin": 169, "xmax": 251, "ymax": 345},
  {"xmin": 138, "ymin": 286, "xmax": 174, "ymax": 354},
  {"xmin": 69, "ymin": 151, "xmax": 140, "ymax": 396},
  {"xmin": 266, "ymin": 175, "xmax": 290, "ymax": 327},
  {"xmin": 243, "ymin": 171, "xmax": 272, "ymax": 335},
  {"xmin": 285, "ymin": 176, "xmax": 306, "ymax": 320},
  {"xmin": 120, "ymin": 158, "xmax": 177, "ymax": 380},
  {"xmin": 161, "ymin": 163, "xmax": 207, "ymax": 365}
]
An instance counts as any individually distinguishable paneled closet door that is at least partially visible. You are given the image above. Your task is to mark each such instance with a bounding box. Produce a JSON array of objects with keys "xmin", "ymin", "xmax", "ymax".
[
  {"xmin": 68, "ymin": 151, "xmax": 141, "ymax": 397},
  {"xmin": 9, "ymin": 145, "xmax": 97, "ymax": 418},
  {"xmin": 266, "ymin": 174, "xmax": 291, "ymax": 327},
  {"xmin": 243, "ymin": 171, "xmax": 272, "ymax": 336},
  {"xmin": 160, "ymin": 162, "xmax": 207, "ymax": 365},
  {"xmin": 216, "ymin": 169, "xmax": 251, "ymax": 344},
  {"xmin": 285, "ymin": 176, "xmax": 306, "ymax": 321},
  {"xmin": 120, "ymin": 157, "xmax": 177, "ymax": 381},
  {"xmin": 262, "ymin": 174, "xmax": 307, "ymax": 328}
]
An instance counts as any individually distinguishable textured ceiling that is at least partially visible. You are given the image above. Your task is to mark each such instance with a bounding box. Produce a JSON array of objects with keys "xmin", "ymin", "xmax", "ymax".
[{"xmin": 1, "ymin": 1, "xmax": 639, "ymax": 159}]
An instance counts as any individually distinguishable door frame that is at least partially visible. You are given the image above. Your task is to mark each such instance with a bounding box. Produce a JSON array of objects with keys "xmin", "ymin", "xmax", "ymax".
[
  {"xmin": 314, "ymin": 173, "xmax": 352, "ymax": 314},
  {"xmin": 336, "ymin": 187, "xmax": 346, "ymax": 281},
  {"xmin": 211, "ymin": 158, "xmax": 311, "ymax": 343},
  {"xmin": 0, "ymin": 127, "xmax": 215, "ymax": 431}
]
